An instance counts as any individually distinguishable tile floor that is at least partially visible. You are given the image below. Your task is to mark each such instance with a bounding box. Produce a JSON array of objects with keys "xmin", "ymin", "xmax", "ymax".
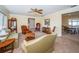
[{"xmin": 13, "ymin": 31, "xmax": 79, "ymax": 53}]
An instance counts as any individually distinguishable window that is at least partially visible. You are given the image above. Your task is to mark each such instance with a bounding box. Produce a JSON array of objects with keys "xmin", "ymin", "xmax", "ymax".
[
  {"xmin": 0, "ymin": 12, "xmax": 4, "ymax": 30},
  {"xmin": 3, "ymin": 15, "xmax": 8, "ymax": 28},
  {"xmin": 68, "ymin": 18, "xmax": 79, "ymax": 27},
  {"xmin": 0, "ymin": 12, "xmax": 7, "ymax": 30}
]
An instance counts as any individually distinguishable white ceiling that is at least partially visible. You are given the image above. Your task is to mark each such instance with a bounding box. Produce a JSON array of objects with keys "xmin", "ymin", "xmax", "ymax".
[
  {"xmin": 4, "ymin": 5, "xmax": 73, "ymax": 16},
  {"xmin": 63, "ymin": 11, "xmax": 79, "ymax": 16}
]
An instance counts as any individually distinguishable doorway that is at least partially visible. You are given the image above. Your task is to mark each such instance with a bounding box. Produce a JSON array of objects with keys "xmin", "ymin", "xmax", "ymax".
[
  {"xmin": 28, "ymin": 18, "xmax": 35, "ymax": 31},
  {"xmin": 62, "ymin": 11, "xmax": 79, "ymax": 35},
  {"xmin": 62, "ymin": 11, "xmax": 79, "ymax": 42}
]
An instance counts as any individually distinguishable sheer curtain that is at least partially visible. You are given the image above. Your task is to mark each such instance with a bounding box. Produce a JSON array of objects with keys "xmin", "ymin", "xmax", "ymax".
[
  {"xmin": 0, "ymin": 12, "xmax": 3, "ymax": 30},
  {"xmin": 0, "ymin": 12, "xmax": 8, "ymax": 30},
  {"xmin": 68, "ymin": 18, "xmax": 79, "ymax": 27},
  {"xmin": 3, "ymin": 15, "xmax": 8, "ymax": 29}
]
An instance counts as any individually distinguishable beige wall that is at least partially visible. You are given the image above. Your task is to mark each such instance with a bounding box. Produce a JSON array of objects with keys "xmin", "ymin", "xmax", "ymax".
[
  {"xmin": 44, "ymin": 6, "xmax": 79, "ymax": 36},
  {"xmin": 9, "ymin": 6, "xmax": 79, "ymax": 36},
  {"xmin": 9, "ymin": 14, "xmax": 44, "ymax": 33},
  {"xmin": 35, "ymin": 17, "xmax": 44, "ymax": 29},
  {"xmin": 44, "ymin": 12, "xmax": 62, "ymax": 36}
]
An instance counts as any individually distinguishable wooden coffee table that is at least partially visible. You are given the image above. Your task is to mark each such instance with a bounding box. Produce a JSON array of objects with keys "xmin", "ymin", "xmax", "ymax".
[{"xmin": 0, "ymin": 38, "xmax": 15, "ymax": 53}]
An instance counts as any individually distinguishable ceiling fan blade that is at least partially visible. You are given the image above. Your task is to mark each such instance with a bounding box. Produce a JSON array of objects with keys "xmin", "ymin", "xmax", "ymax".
[
  {"xmin": 35, "ymin": 8, "xmax": 38, "ymax": 11},
  {"xmin": 30, "ymin": 8, "xmax": 43, "ymax": 14},
  {"xmin": 38, "ymin": 9, "xmax": 43, "ymax": 11},
  {"xmin": 36, "ymin": 11, "xmax": 43, "ymax": 14}
]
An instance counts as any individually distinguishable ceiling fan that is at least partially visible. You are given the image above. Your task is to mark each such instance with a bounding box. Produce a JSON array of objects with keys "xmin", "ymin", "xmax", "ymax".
[{"xmin": 28, "ymin": 8, "xmax": 43, "ymax": 14}]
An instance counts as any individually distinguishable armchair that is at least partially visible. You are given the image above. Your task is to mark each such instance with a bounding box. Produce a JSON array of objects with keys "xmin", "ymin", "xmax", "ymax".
[
  {"xmin": 35, "ymin": 23, "xmax": 41, "ymax": 31},
  {"xmin": 21, "ymin": 25, "xmax": 29, "ymax": 34}
]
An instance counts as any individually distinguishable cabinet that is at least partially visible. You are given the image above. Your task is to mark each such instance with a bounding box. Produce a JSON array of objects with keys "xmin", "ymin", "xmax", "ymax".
[{"xmin": 8, "ymin": 18, "xmax": 17, "ymax": 32}]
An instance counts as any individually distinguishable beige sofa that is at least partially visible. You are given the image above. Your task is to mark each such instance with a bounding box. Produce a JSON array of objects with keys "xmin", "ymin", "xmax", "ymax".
[{"xmin": 21, "ymin": 33, "xmax": 57, "ymax": 53}]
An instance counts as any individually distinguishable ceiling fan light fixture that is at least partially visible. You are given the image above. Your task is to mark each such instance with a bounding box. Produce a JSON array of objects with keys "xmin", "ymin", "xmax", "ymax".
[{"xmin": 30, "ymin": 8, "xmax": 43, "ymax": 14}]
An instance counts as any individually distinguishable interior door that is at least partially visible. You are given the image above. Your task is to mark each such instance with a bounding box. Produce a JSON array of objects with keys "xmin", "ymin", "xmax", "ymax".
[{"xmin": 28, "ymin": 18, "xmax": 35, "ymax": 30}]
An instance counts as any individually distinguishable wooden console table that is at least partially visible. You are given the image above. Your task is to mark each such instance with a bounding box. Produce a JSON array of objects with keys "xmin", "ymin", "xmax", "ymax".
[
  {"xmin": 0, "ymin": 38, "xmax": 15, "ymax": 53},
  {"xmin": 42, "ymin": 27, "xmax": 51, "ymax": 34}
]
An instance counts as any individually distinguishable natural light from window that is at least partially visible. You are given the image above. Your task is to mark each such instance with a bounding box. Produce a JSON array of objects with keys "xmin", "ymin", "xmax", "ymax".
[
  {"xmin": 69, "ymin": 18, "xmax": 79, "ymax": 27},
  {"xmin": 0, "ymin": 12, "xmax": 7, "ymax": 30}
]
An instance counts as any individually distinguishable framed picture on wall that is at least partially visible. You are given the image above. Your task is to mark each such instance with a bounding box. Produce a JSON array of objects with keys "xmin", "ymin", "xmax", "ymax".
[
  {"xmin": 28, "ymin": 18, "xmax": 35, "ymax": 23},
  {"xmin": 28, "ymin": 18, "xmax": 35, "ymax": 29},
  {"xmin": 45, "ymin": 19, "xmax": 50, "ymax": 26}
]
